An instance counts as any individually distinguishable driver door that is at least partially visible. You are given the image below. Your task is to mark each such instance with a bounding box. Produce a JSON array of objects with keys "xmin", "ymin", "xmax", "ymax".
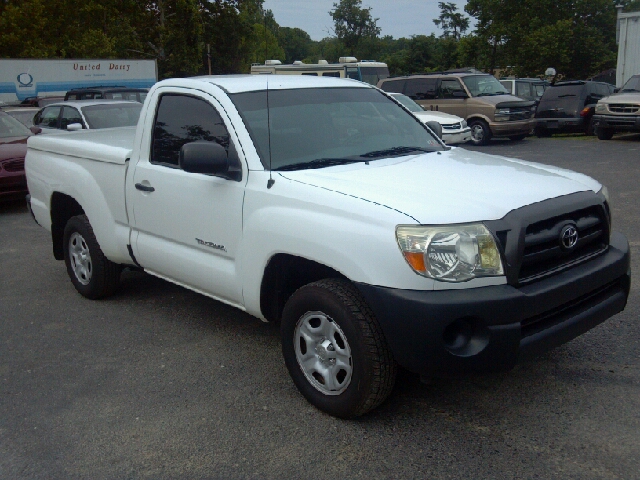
[{"xmin": 129, "ymin": 89, "xmax": 246, "ymax": 306}]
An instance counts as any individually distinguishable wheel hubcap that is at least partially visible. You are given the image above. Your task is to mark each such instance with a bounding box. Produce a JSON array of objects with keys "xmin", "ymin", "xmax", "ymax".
[
  {"xmin": 69, "ymin": 232, "xmax": 92, "ymax": 285},
  {"xmin": 471, "ymin": 124, "xmax": 484, "ymax": 141},
  {"xmin": 294, "ymin": 311, "xmax": 352, "ymax": 395}
]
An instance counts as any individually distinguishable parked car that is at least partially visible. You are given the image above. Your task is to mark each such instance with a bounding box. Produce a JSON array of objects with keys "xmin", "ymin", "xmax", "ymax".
[
  {"xmin": 535, "ymin": 81, "xmax": 616, "ymax": 137},
  {"xmin": 64, "ymin": 86, "xmax": 149, "ymax": 103},
  {"xmin": 388, "ymin": 93, "xmax": 471, "ymax": 144},
  {"xmin": 378, "ymin": 73, "xmax": 535, "ymax": 146},
  {"xmin": 1, "ymin": 107, "xmax": 39, "ymax": 127},
  {"xmin": 592, "ymin": 74, "xmax": 640, "ymax": 140},
  {"xmin": 26, "ymin": 75, "xmax": 629, "ymax": 418},
  {"xmin": 0, "ymin": 111, "xmax": 30, "ymax": 200},
  {"xmin": 19, "ymin": 96, "xmax": 65, "ymax": 107},
  {"xmin": 31, "ymin": 100, "xmax": 143, "ymax": 134},
  {"xmin": 499, "ymin": 78, "xmax": 549, "ymax": 105}
]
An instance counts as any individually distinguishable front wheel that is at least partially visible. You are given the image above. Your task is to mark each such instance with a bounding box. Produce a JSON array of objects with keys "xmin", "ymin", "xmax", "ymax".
[
  {"xmin": 63, "ymin": 215, "xmax": 121, "ymax": 299},
  {"xmin": 468, "ymin": 119, "xmax": 492, "ymax": 146},
  {"xmin": 596, "ymin": 127, "xmax": 614, "ymax": 140},
  {"xmin": 281, "ymin": 279, "xmax": 396, "ymax": 418}
]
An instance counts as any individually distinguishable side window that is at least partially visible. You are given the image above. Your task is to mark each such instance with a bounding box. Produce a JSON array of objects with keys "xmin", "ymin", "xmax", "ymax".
[
  {"xmin": 500, "ymin": 80, "xmax": 512, "ymax": 93},
  {"xmin": 595, "ymin": 83, "xmax": 609, "ymax": 97},
  {"xmin": 322, "ymin": 72, "xmax": 340, "ymax": 77},
  {"xmin": 437, "ymin": 79, "xmax": 465, "ymax": 99},
  {"xmin": 346, "ymin": 67, "xmax": 359, "ymax": 80},
  {"xmin": 151, "ymin": 94, "xmax": 230, "ymax": 168},
  {"xmin": 379, "ymin": 79, "xmax": 406, "ymax": 94},
  {"xmin": 301, "ymin": 72, "xmax": 318, "ymax": 76},
  {"xmin": 516, "ymin": 81, "xmax": 532, "ymax": 98},
  {"xmin": 60, "ymin": 107, "xmax": 85, "ymax": 129},
  {"xmin": 67, "ymin": 94, "xmax": 78, "ymax": 100},
  {"xmin": 35, "ymin": 106, "xmax": 61, "ymax": 128},
  {"xmin": 404, "ymin": 78, "xmax": 436, "ymax": 99}
]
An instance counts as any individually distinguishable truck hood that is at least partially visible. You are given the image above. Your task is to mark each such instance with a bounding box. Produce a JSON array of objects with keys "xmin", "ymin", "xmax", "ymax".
[
  {"xmin": 278, "ymin": 147, "xmax": 600, "ymax": 224},
  {"xmin": 601, "ymin": 92, "xmax": 640, "ymax": 105}
]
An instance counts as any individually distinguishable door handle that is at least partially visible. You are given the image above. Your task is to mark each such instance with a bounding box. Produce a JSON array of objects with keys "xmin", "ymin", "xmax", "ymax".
[{"xmin": 135, "ymin": 183, "xmax": 155, "ymax": 192}]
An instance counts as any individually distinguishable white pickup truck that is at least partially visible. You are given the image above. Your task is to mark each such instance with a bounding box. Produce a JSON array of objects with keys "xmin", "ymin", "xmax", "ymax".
[{"xmin": 26, "ymin": 75, "xmax": 630, "ymax": 418}]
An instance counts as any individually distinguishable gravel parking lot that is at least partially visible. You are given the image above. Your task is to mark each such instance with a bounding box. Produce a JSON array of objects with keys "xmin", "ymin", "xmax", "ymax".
[{"xmin": 1, "ymin": 135, "xmax": 639, "ymax": 479}]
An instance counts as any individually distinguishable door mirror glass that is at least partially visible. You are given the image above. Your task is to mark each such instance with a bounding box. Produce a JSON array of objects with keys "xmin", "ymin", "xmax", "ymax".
[
  {"xmin": 426, "ymin": 121, "xmax": 443, "ymax": 139},
  {"xmin": 180, "ymin": 141, "xmax": 229, "ymax": 176}
]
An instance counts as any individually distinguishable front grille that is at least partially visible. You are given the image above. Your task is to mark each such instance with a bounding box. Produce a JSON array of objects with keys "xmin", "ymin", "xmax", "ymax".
[
  {"xmin": 607, "ymin": 119, "xmax": 637, "ymax": 127},
  {"xmin": 441, "ymin": 122, "xmax": 461, "ymax": 130},
  {"xmin": 508, "ymin": 109, "xmax": 532, "ymax": 121},
  {"xmin": 608, "ymin": 104, "xmax": 639, "ymax": 114},
  {"xmin": 518, "ymin": 206, "xmax": 608, "ymax": 284},
  {"xmin": 2, "ymin": 159, "xmax": 25, "ymax": 172}
]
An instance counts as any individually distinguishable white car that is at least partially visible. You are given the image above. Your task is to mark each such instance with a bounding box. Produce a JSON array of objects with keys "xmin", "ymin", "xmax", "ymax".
[
  {"xmin": 31, "ymin": 100, "xmax": 142, "ymax": 134},
  {"xmin": 388, "ymin": 92, "xmax": 472, "ymax": 144}
]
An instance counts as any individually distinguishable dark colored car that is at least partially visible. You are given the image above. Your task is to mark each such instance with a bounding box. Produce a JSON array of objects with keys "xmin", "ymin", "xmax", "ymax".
[
  {"xmin": 0, "ymin": 111, "xmax": 30, "ymax": 200},
  {"xmin": 535, "ymin": 81, "xmax": 616, "ymax": 137},
  {"xmin": 64, "ymin": 86, "xmax": 148, "ymax": 103},
  {"xmin": 19, "ymin": 96, "xmax": 65, "ymax": 108}
]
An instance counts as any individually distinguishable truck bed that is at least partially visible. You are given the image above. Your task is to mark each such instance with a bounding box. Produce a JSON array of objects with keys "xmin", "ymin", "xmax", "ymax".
[{"xmin": 27, "ymin": 127, "xmax": 136, "ymax": 164}]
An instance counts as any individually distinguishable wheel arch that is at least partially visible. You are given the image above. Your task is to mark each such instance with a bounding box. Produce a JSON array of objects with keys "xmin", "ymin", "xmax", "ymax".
[
  {"xmin": 50, "ymin": 192, "xmax": 85, "ymax": 260},
  {"xmin": 260, "ymin": 253, "xmax": 347, "ymax": 322}
]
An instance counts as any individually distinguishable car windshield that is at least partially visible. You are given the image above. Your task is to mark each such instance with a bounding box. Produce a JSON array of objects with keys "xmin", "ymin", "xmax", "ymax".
[
  {"xmin": 359, "ymin": 66, "xmax": 389, "ymax": 86},
  {"xmin": 541, "ymin": 84, "xmax": 584, "ymax": 100},
  {"xmin": 80, "ymin": 103, "xmax": 142, "ymax": 129},
  {"xmin": 461, "ymin": 75, "xmax": 510, "ymax": 97},
  {"xmin": 620, "ymin": 76, "xmax": 640, "ymax": 92},
  {"xmin": 390, "ymin": 94, "xmax": 424, "ymax": 112},
  {"xmin": 230, "ymin": 87, "xmax": 443, "ymax": 171},
  {"xmin": 0, "ymin": 112, "xmax": 31, "ymax": 138}
]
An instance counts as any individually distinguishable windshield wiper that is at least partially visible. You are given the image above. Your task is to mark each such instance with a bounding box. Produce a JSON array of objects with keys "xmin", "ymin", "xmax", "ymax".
[
  {"xmin": 557, "ymin": 94, "xmax": 577, "ymax": 98},
  {"xmin": 621, "ymin": 88, "xmax": 640, "ymax": 93},
  {"xmin": 359, "ymin": 146, "xmax": 433, "ymax": 158},
  {"xmin": 476, "ymin": 92, "xmax": 506, "ymax": 97},
  {"xmin": 274, "ymin": 157, "xmax": 367, "ymax": 171}
]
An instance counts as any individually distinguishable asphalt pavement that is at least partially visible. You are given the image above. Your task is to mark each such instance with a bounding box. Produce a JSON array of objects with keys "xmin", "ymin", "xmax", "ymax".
[{"xmin": 1, "ymin": 134, "xmax": 639, "ymax": 479}]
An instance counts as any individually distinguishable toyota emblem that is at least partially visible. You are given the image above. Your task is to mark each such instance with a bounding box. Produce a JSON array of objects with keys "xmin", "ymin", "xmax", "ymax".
[{"xmin": 560, "ymin": 224, "xmax": 578, "ymax": 250}]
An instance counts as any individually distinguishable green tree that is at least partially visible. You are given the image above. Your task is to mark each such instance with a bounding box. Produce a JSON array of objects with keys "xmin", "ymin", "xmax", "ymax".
[
  {"xmin": 278, "ymin": 27, "xmax": 313, "ymax": 64},
  {"xmin": 433, "ymin": 2, "xmax": 470, "ymax": 40},
  {"xmin": 329, "ymin": 0, "xmax": 380, "ymax": 54}
]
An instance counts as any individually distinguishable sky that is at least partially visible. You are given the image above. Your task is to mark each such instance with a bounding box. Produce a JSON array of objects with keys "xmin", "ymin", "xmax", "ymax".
[{"xmin": 262, "ymin": 0, "xmax": 471, "ymax": 41}]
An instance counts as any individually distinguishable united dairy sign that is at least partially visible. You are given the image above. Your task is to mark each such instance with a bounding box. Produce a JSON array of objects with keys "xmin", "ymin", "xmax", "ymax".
[{"xmin": 0, "ymin": 59, "xmax": 157, "ymax": 102}]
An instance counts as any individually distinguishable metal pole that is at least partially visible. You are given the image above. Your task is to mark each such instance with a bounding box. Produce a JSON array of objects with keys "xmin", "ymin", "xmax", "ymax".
[{"xmin": 207, "ymin": 44, "xmax": 212, "ymax": 75}]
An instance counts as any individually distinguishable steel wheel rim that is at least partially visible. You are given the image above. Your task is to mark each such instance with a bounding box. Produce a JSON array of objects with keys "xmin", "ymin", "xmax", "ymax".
[
  {"xmin": 69, "ymin": 232, "xmax": 92, "ymax": 285},
  {"xmin": 471, "ymin": 124, "xmax": 484, "ymax": 142},
  {"xmin": 294, "ymin": 311, "xmax": 353, "ymax": 395}
]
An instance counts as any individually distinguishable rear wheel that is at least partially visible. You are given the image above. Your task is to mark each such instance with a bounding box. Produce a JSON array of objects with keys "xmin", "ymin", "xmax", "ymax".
[
  {"xmin": 596, "ymin": 127, "xmax": 614, "ymax": 140},
  {"xmin": 281, "ymin": 278, "xmax": 396, "ymax": 418},
  {"xmin": 469, "ymin": 119, "xmax": 492, "ymax": 146},
  {"xmin": 63, "ymin": 215, "xmax": 121, "ymax": 299}
]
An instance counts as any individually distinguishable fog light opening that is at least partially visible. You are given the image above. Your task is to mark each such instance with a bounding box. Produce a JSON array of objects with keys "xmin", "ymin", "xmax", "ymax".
[{"xmin": 442, "ymin": 318, "xmax": 490, "ymax": 357}]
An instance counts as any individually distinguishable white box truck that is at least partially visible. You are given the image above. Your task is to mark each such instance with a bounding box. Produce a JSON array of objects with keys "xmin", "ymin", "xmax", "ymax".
[
  {"xmin": 0, "ymin": 59, "xmax": 157, "ymax": 104},
  {"xmin": 616, "ymin": 9, "xmax": 640, "ymax": 87}
]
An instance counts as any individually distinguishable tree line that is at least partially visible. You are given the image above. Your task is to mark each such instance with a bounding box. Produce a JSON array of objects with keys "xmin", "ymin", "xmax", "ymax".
[{"xmin": 1, "ymin": 0, "xmax": 639, "ymax": 80}]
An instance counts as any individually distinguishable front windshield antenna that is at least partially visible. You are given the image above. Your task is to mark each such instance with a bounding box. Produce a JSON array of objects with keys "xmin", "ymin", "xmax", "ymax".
[{"xmin": 266, "ymin": 78, "xmax": 275, "ymax": 189}]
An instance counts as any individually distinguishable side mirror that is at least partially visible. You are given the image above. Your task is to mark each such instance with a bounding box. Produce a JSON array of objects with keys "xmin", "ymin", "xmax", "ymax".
[
  {"xmin": 426, "ymin": 121, "xmax": 443, "ymax": 140},
  {"xmin": 67, "ymin": 123, "xmax": 83, "ymax": 131},
  {"xmin": 180, "ymin": 141, "xmax": 229, "ymax": 176},
  {"xmin": 452, "ymin": 90, "xmax": 468, "ymax": 98},
  {"xmin": 30, "ymin": 126, "xmax": 42, "ymax": 135}
]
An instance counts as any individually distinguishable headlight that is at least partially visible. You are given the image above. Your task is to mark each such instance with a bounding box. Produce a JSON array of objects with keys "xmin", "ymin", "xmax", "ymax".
[
  {"xmin": 595, "ymin": 103, "xmax": 607, "ymax": 113},
  {"xmin": 396, "ymin": 224, "xmax": 504, "ymax": 282},
  {"xmin": 461, "ymin": 120, "xmax": 468, "ymax": 129},
  {"xmin": 495, "ymin": 108, "xmax": 510, "ymax": 121}
]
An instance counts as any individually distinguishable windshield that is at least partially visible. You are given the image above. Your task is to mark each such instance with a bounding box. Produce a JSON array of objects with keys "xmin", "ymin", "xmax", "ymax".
[
  {"xmin": 230, "ymin": 87, "xmax": 443, "ymax": 171},
  {"xmin": 390, "ymin": 94, "xmax": 424, "ymax": 113},
  {"xmin": 0, "ymin": 112, "xmax": 31, "ymax": 138},
  {"xmin": 359, "ymin": 66, "xmax": 390, "ymax": 86},
  {"xmin": 461, "ymin": 75, "xmax": 509, "ymax": 97},
  {"xmin": 80, "ymin": 103, "xmax": 142, "ymax": 129},
  {"xmin": 621, "ymin": 76, "xmax": 640, "ymax": 92}
]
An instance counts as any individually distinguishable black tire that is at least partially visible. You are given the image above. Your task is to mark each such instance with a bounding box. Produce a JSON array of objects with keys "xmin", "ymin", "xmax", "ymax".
[
  {"xmin": 281, "ymin": 278, "xmax": 396, "ymax": 418},
  {"xmin": 596, "ymin": 127, "xmax": 614, "ymax": 140},
  {"xmin": 535, "ymin": 126, "xmax": 552, "ymax": 138},
  {"xmin": 508, "ymin": 134, "xmax": 527, "ymax": 141},
  {"xmin": 63, "ymin": 215, "xmax": 121, "ymax": 299},
  {"xmin": 585, "ymin": 117, "xmax": 595, "ymax": 136},
  {"xmin": 468, "ymin": 119, "xmax": 492, "ymax": 146}
]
